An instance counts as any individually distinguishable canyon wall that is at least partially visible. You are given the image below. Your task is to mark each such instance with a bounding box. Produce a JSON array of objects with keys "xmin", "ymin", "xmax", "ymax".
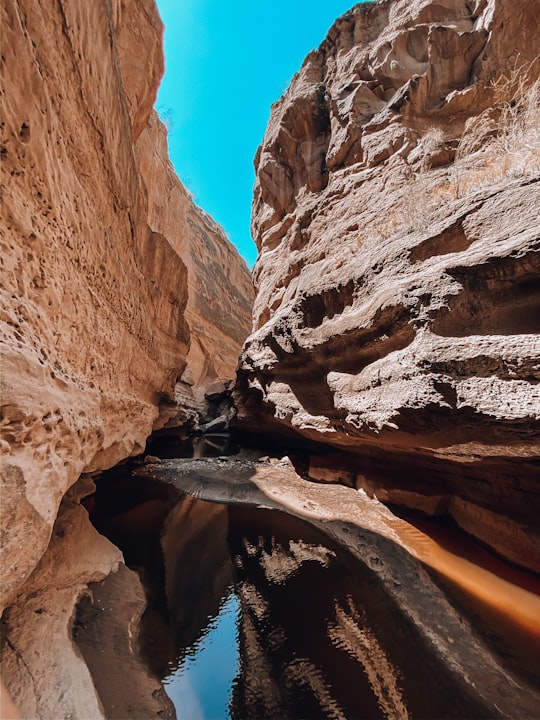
[
  {"xmin": 236, "ymin": 0, "xmax": 540, "ymax": 569},
  {"xmin": 0, "ymin": 0, "xmax": 252, "ymax": 714},
  {"xmin": 136, "ymin": 112, "xmax": 254, "ymax": 389}
]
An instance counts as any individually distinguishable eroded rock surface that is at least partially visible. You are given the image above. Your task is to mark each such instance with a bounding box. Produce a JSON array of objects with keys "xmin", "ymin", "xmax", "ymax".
[
  {"xmin": 236, "ymin": 0, "xmax": 540, "ymax": 565},
  {"xmin": 137, "ymin": 112, "xmax": 254, "ymax": 390},
  {"xmin": 0, "ymin": 0, "xmax": 252, "ymax": 606},
  {"xmin": 0, "ymin": 477, "xmax": 122, "ymax": 718},
  {"xmin": 0, "ymin": 0, "xmax": 252, "ymax": 715}
]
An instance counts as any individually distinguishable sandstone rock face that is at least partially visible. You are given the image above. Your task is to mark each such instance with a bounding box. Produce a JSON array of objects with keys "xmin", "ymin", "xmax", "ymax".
[
  {"xmin": 0, "ymin": 477, "xmax": 122, "ymax": 719},
  {"xmin": 0, "ymin": 0, "xmax": 252, "ymax": 714},
  {"xmin": 1, "ymin": 0, "xmax": 252, "ymax": 609},
  {"xmin": 237, "ymin": 0, "xmax": 540, "ymax": 567},
  {"xmin": 136, "ymin": 112, "xmax": 254, "ymax": 389}
]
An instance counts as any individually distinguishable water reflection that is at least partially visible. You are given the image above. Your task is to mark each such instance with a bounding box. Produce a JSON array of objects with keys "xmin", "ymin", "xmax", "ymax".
[
  {"xmin": 164, "ymin": 592, "xmax": 240, "ymax": 720},
  {"xmin": 388, "ymin": 509, "xmax": 540, "ymax": 683},
  {"xmin": 141, "ymin": 499, "xmax": 479, "ymax": 720},
  {"xmin": 88, "ymin": 477, "xmax": 516, "ymax": 720},
  {"xmin": 225, "ymin": 507, "xmax": 413, "ymax": 720}
]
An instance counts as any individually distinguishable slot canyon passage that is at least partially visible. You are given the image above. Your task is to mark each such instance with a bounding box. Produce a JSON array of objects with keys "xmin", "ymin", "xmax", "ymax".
[{"xmin": 1, "ymin": 0, "xmax": 539, "ymax": 718}]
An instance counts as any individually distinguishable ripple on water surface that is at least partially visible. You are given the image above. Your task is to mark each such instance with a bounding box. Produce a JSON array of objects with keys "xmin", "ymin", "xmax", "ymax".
[{"xmin": 164, "ymin": 591, "xmax": 240, "ymax": 720}]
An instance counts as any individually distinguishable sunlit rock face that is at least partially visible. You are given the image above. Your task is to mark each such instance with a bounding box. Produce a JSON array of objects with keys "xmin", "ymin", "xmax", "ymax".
[
  {"xmin": 0, "ymin": 477, "xmax": 124, "ymax": 720},
  {"xmin": 236, "ymin": 0, "xmax": 540, "ymax": 567},
  {"xmin": 136, "ymin": 112, "xmax": 255, "ymax": 390},
  {"xmin": 0, "ymin": 0, "xmax": 252, "ymax": 610},
  {"xmin": 0, "ymin": 0, "xmax": 252, "ymax": 714}
]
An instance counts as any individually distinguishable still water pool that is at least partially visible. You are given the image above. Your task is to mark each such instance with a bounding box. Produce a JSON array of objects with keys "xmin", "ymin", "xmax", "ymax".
[
  {"xmin": 151, "ymin": 500, "xmax": 416, "ymax": 720},
  {"xmin": 82, "ymin": 471, "xmax": 535, "ymax": 720},
  {"xmin": 164, "ymin": 591, "xmax": 240, "ymax": 720}
]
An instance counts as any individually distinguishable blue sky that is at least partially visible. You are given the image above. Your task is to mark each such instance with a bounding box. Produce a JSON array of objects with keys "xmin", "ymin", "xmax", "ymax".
[{"xmin": 154, "ymin": 0, "xmax": 358, "ymax": 267}]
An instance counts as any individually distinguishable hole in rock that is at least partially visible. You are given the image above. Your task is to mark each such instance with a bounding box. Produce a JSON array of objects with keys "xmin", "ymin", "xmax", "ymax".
[
  {"xmin": 409, "ymin": 220, "xmax": 474, "ymax": 263},
  {"xmin": 19, "ymin": 122, "xmax": 30, "ymax": 143},
  {"xmin": 433, "ymin": 255, "xmax": 540, "ymax": 336}
]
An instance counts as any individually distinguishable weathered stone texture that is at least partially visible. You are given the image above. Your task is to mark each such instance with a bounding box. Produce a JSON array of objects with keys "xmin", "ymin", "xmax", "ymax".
[
  {"xmin": 136, "ymin": 112, "xmax": 255, "ymax": 388},
  {"xmin": 0, "ymin": 478, "xmax": 122, "ymax": 719},
  {"xmin": 0, "ymin": 0, "xmax": 252, "ymax": 714},
  {"xmin": 0, "ymin": 0, "xmax": 252, "ymax": 610},
  {"xmin": 237, "ymin": 0, "xmax": 540, "ymax": 563}
]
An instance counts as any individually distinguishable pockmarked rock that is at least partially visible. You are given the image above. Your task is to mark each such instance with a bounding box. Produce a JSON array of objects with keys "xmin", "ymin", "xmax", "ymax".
[
  {"xmin": 0, "ymin": 0, "xmax": 253, "ymax": 610},
  {"xmin": 0, "ymin": 0, "xmax": 253, "ymax": 715}
]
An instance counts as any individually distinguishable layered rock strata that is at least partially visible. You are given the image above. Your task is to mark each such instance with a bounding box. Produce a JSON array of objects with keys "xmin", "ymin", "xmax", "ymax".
[
  {"xmin": 236, "ymin": 0, "xmax": 540, "ymax": 568},
  {"xmin": 0, "ymin": 0, "xmax": 252, "ymax": 714}
]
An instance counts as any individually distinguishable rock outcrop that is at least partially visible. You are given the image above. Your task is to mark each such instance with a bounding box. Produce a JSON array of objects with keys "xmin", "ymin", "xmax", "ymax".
[
  {"xmin": 0, "ymin": 0, "xmax": 252, "ymax": 714},
  {"xmin": 236, "ymin": 0, "xmax": 540, "ymax": 569}
]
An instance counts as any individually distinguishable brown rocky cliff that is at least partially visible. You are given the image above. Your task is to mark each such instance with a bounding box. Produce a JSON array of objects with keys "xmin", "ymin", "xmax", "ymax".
[
  {"xmin": 0, "ymin": 0, "xmax": 252, "ymax": 606},
  {"xmin": 236, "ymin": 0, "xmax": 540, "ymax": 569},
  {"xmin": 137, "ymin": 112, "xmax": 254, "ymax": 388},
  {"xmin": 0, "ymin": 0, "xmax": 252, "ymax": 714}
]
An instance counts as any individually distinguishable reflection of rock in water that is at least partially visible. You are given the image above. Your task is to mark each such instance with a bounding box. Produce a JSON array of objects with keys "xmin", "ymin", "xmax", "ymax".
[
  {"xmin": 83, "ymin": 473, "xmax": 234, "ymax": 693},
  {"xmin": 159, "ymin": 495, "xmax": 234, "ymax": 668},
  {"xmin": 74, "ymin": 565, "xmax": 176, "ymax": 720},
  {"xmin": 329, "ymin": 598, "xmax": 409, "ymax": 720},
  {"xmin": 82, "ymin": 474, "xmax": 535, "ymax": 720},
  {"xmin": 228, "ymin": 508, "xmax": 391, "ymax": 720},
  {"xmin": 227, "ymin": 507, "xmax": 491, "ymax": 720}
]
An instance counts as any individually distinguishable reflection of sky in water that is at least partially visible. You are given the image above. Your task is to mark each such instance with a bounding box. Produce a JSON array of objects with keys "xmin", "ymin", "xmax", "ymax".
[{"xmin": 164, "ymin": 590, "xmax": 240, "ymax": 720}]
